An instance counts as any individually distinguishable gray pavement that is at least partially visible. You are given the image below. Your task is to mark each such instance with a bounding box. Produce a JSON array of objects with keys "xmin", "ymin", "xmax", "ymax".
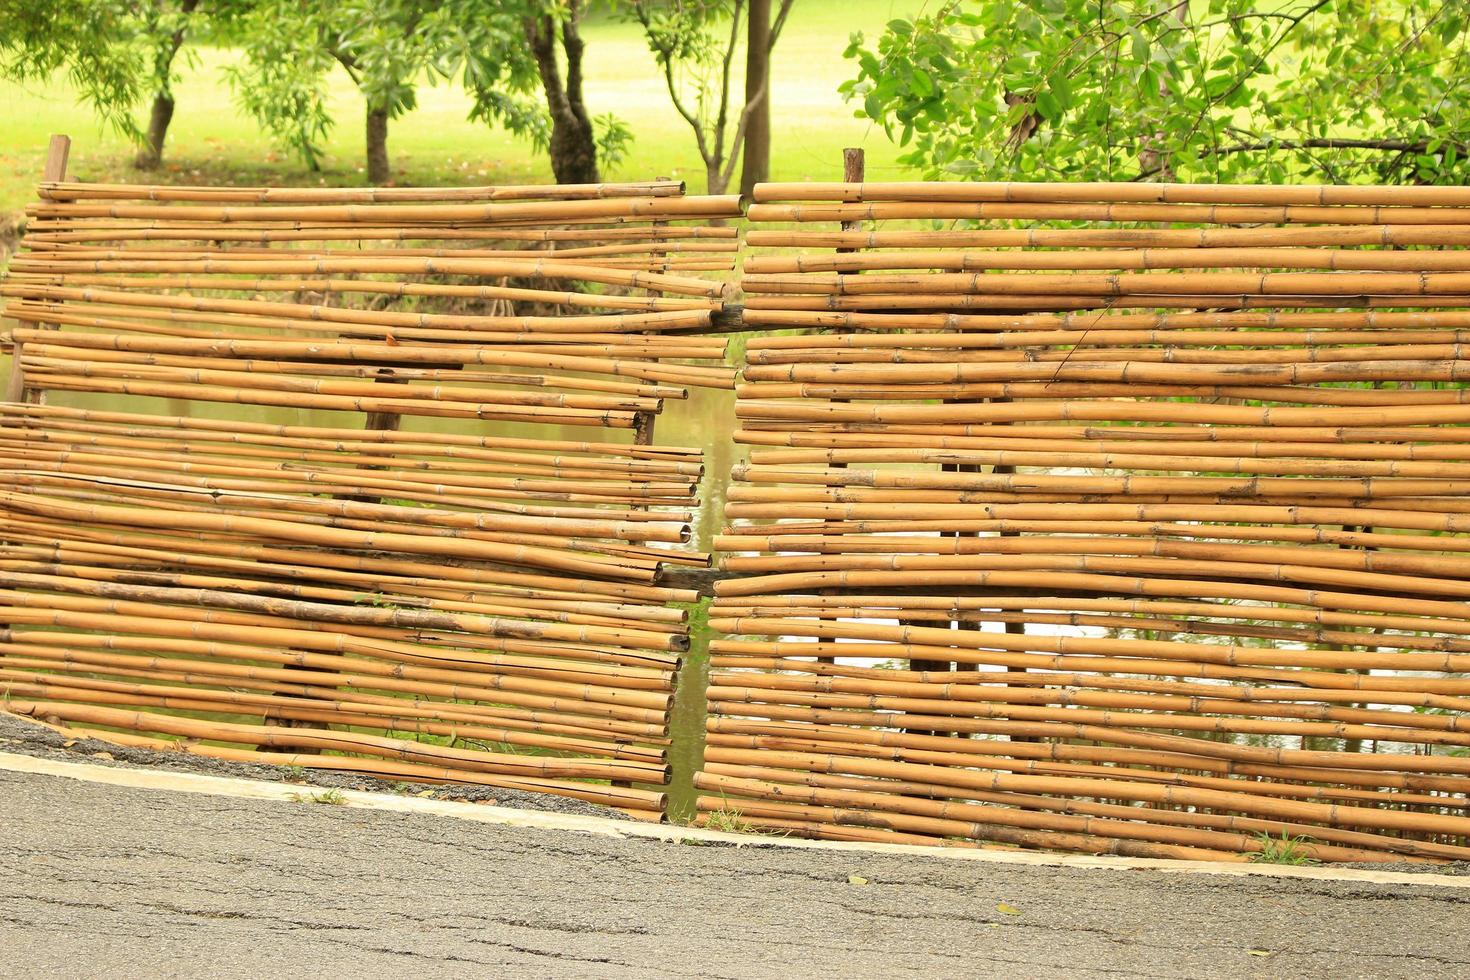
[{"xmin": 2, "ymin": 767, "xmax": 1468, "ymax": 979}]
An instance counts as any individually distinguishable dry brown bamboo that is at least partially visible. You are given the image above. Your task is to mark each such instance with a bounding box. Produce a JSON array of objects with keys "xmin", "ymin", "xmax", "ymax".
[
  {"xmin": 39, "ymin": 179, "xmax": 689, "ymax": 202},
  {"xmin": 751, "ymin": 180, "xmax": 1470, "ymax": 207},
  {"xmin": 717, "ymin": 175, "xmax": 1470, "ymax": 860}
]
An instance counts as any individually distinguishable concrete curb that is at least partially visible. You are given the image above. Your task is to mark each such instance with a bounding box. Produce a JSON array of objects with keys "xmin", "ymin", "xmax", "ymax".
[{"xmin": 4, "ymin": 749, "xmax": 1466, "ymax": 890}]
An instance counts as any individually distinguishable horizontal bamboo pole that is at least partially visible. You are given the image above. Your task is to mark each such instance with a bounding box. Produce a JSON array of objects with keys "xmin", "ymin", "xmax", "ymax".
[
  {"xmin": 715, "ymin": 528, "xmax": 1470, "ymax": 581},
  {"xmin": 9, "ymin": 701, "xmax": 662, "ymax": 783},
  {"xmin": 750, "ymin": 180, "xmax": 1470, "ymax": 207},
  {"xmin": 702, "ymin": 746, "xmax": 1470, "ymax": 836},
  {"xmin": 739, "ymin": 307, "xmax": 1470, "ymax": 333},
  {"xmin": 0, "ymin": 402, "xmax": 704, "ymax": 463},
  {"xmin": 2, "ymin": 633, "xmax": 668, "ymax": 738},
  {"xmin": 706, "ymin": 641, "xmax": 1470, "ymax": 698},
  {"xmin": 730, "ymin": 382, "xmax": 1470, "ymax": 408},
  {"xmin": 738, "ymin": 293, "xmax": 1470, "ymax": 312},
  {"xmin": 40, "ymin": 722, "xmax": 667, "ymax": 812},
  {"xmin": 0, "ymin": 515, "xmax": 695, "ymax": 604},
  {"xmin": 2, "ymin": 646, "xmax": 674, "ymax": 734},
  {"xmin": 706, "ymin": 681, "xmax": 1469, "ymax": 743},
  {"xmin": 734, "ymin": 396, "xmax": 1470, "ymax": 427},
  {"xmin": 11, "ymin": 329, "xmax": 734, "ymax": 389},
  {"xmin": 732, "ymin": 462, "xmax": 1470, "ymax": 504},
  {"xmin": 706, "ymin": 699, "xmax": 1470, "ymax": 781},
  {"xmin": 3, "ymin": 284, "xmax": 721, "ymax": 336},
  {"xmin": 744, "ymin": 225, "xmax": 1470, "ymax": 250},
  {"xmin": 0, "ymin": 619, "xmax": 669, "ymax": 727},
  {"xmin": 739, "ymin": 358, "xmax": 1470, "ymax": 387},
  {"xmin": 741, "ymin": 269, "xmax": 1470, "ymax": 298},
  {"xmin": 697, "ymin": 780, "xmax": 1246, "ymax": 861},
  {"xmin": 20, "ymin": 350, "xmax": 664, "ymax": 412},
  {"xmin": 1, "ymin": 568, "xmax": 682, "ymax": 653},
  {"xmin": 0, "ymin": 451, "xmax": 692, "ymax": 539},
  {"xmin": 38, "ymin": 179, "xmax": 687, "ymax": 202},
  {"xmin": 0, "ymin": 491, "xmax": 658, "ymax": 581},
  {"xmin": 697, "ymin": 770, "xmax": 1415, "ymax": 862},
  {"xmin": 24, "ymin": 224, "xmax": 739, "ymax": 245},
  {"xmin": 0, "ymin": 671, "xmax": 663, "ymax": 761},
  {"xmin": 744, "ymin": 247, "xmax": 1470, "ymax": 274},
  {"xmin": 706, "ymin": 719, "xmax": 1470, "ymax": 804},
  {"xmin": 27, "ymin": 194, "xmax": 743, "ymax": 225},
  {"xmin": 704, "ymin": 757, "xmax": 1462, "ymax": 857},
  {"xmin": 704, "ymin": 718, "xmax": 1470, "ymax": 800},
  {"xmin": 744, "ymin": 200, "xmax": 1470, "ymax": 225},
  {"xmin": 737, "ymin": 445, "xmax": 1470, "ymax": 480},
  {"xmin": 0, "ymin": 409, "xmax": 702, "ymax": 472},
  {"xmin": 713, "ymin": 591, "xmax": 1470, "ymax": 639},
  {"xmin": 11, "ymin": 271, "xmax": 721, "ymax": 312},
  {"xmin": 1, "ymin": 556, "xmax": 684, "ymax": 638},
  {"xmin": 706, "ymin": 613, "xmax": 1470, "ymax": 675},
  {"xmin": 9, "ymin": 255, "xmax": 726, "ymax": 299}
]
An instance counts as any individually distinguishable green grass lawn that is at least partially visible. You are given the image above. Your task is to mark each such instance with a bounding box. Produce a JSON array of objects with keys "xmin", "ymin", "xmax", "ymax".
[{"xmin": 0, "ymin": 0, "xmax": 916, "ymax": 220}]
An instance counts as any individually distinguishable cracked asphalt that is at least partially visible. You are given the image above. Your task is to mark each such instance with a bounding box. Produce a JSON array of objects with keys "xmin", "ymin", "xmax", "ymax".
[{"xmin": 2, "ymin": 768, "xmax": 1468, "ymax": 979}]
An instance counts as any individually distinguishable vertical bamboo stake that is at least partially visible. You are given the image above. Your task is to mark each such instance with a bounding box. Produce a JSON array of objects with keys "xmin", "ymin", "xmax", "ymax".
[{"xmin": 5, "ymin": 135, "xmax": 70, "ymax": 404}]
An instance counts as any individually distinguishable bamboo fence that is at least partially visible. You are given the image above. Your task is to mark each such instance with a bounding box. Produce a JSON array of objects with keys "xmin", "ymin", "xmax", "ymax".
[
  {"xmin": 3, "ymin": 175, "xmax": 745, "ymax": 410},
  {"xmin": 0, "ymin": 150, "xmax": 727, "ymax": 814},
  {"xmin": 700, "ymin": 177, "xmax": 1470, "ymax": 860}
]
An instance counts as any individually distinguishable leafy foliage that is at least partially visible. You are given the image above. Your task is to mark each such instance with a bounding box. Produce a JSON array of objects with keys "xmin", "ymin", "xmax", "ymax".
[
  {"xmin": 841, "ymin": 0, "xmax": 1470, "ymax": 184},
  {"xmin": 0, "ymin": 0, "xmax": 211, "ymax": 145},
  {"xmin": 630, "ymin": 0, "xmax": 793, "ymax": 192},
  {"xmin": 224, "ymin": 0, "xmax": 628, "ymax": 180},
  {"xmin": 225, "ymin": 0, "xmax": 547, "ymax": 172}
]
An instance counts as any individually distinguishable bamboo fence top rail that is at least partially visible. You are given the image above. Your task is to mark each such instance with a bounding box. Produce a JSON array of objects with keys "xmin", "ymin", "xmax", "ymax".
[
  {"xmin": 708, "ymin": 176, "xmax": 1470, "ymax": 858},
  {"xmin": 24, "ymin": 195, "xmax": 743, "ymax": 225},
  {"xmin": 38, "ymin": 179, "xmax": 688, "ymax": 203},
  {"xmin": 751, "ymin": 180, "xmax": 1470, "ymax": 207}
]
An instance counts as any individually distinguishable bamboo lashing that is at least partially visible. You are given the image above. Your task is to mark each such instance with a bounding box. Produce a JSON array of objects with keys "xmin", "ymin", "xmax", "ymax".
[{"xmin": 701, "ymin": 178, "xmax": 1470, "ymax": 859}]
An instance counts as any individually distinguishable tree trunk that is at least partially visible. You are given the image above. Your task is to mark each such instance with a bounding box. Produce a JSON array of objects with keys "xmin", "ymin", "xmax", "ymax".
[
  {"xmin": 706, "ymin": 163, "xmax": 728, "ymax": 196},
  {"xmin": 132, "ymin": 0, "xmax": 198, "ymax": 170},
  {"xmin": 366, "ymin": 105, "xmax": 391, "ymax": 185},
  {"xmin": 135, "ymin": 92, "xmax": 175, "ymax": 170},
  {"xmin": 739, "ymin": 0, "xmax": 772, "ymax": 196},
  {"xmin": 526, "ymin": 4, "xmax": 600, "ymax": 184}
]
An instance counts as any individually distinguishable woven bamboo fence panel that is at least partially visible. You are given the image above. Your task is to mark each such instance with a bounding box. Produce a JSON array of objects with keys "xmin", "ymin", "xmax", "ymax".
[
  {"xmin": 0, "ymin": 169, "xmax": 733, "ymax": 817},
  {"xmin": 702, "ymin": 180, "xmax": 1470, "ymax": 860},
  {"xmin": 3, "ymin": 178, "xmax": 743, "ymax": 408}
]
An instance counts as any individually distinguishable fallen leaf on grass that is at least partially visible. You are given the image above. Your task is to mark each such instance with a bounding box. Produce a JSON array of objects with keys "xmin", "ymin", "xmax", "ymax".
[
  {"xmin": 847, "ymin": 873, "xmax": 870, "ymax": 886},
  {"xmin": 996, "ymin": 902, "xmax": 1022, "ymax": 915}
]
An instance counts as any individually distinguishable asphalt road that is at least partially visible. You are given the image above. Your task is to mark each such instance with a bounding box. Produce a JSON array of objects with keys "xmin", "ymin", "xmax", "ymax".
[{"xmin": 2, "ymin": 767, "xmax": 1468, "ymax": 979}]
